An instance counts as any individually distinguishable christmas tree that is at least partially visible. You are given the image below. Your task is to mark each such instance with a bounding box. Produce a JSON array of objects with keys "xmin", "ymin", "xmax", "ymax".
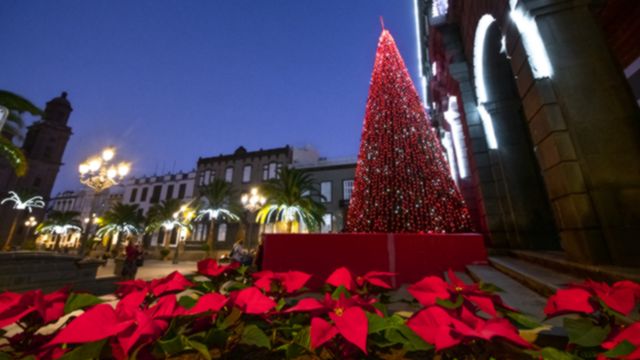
[{"xmin": 346, "ymin": 29, "xmax": 472, "ymax": 233}]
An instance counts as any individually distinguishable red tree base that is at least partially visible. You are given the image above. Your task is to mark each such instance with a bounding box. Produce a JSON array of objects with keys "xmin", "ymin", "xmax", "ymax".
[{"xmin": 262, "ymin": 233, "xmax": 487, "ymax": 287}]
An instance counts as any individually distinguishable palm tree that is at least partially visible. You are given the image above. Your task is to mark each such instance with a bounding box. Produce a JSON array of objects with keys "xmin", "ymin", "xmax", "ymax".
[
  {"xmin": 195, "ymin": 179, "xmax": 241, "ymax": 254},
  {"xmin": 0, "ymin": 90, "xmax": 43, "ymax": 177},
  {"xmin": 146, "ymin": 199, "xmax": 190, "ymax": 248},
  {"xmin": 97, "ymin": 203, "xmax": 144, "ymax": 251},
  {"xmin": 1, "ymin": 190, "xmax": 45, "ymax": 250},
  {"xmin": 257, "ymin": 167, "xmax": 326, "ymax": 233},
  {"xmin": 36, "ymin": 211, "xmax": 82, "ymax": 251}
]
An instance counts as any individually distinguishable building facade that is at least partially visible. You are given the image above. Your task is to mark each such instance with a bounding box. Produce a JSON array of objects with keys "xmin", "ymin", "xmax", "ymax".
[
  {"xmin": 0, "ymin": 92, "xmax": 74, "ymax": 247},
  {"xmin": 414, "ymin": 0, "xmax": 640, "ymax": 266}
]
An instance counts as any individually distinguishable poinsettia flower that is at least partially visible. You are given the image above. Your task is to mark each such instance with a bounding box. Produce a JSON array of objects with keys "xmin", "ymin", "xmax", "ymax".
[
  {"xmin": 0, "ymin": 289, "xmax": 69, "ymax": 329},
  {"xmin": 355, "ymin": 271, "xmax": 395, "ymax": 289},
  {"xmin": 544, "ymin": 288, "xmax": 595, "ymax": 317},
  {"xmin": 197, "ymin": 258, "xmax": 239, "ymax": 277},
  {"xmin": 407, "ymin": 306, "xmax": 470, "ymax": 350},
  {"xmin": 253, "ymin": 270, "xmax": 312, "ymax": 294},
  {"xmin": 232, "ymin": 287, "xmax": 277, "ymax": 314},
  {"xmin": 148, "ymin": 271, "xmax": 193, "ymax": 297},
  {"xmin": 48, "ymin": 304, "xmax": 135, "ymax": 345},
  {"xmin": 474, "ymin": 318, "xmax": 531, "ymax": 348},
  {"xmin": 582, "ymin": 280, "xmax": 640, "ymax": 316},
  {"xmin": 601, "ymin": 322, "xmax": 640, "ymax": 359}
]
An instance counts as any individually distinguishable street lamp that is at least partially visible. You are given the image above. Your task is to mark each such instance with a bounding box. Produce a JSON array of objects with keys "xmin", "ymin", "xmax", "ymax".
[
  {"xmin": 23, "ymin": 216, "xmax": 38, "ymax": 246},
  {"xmin": 241, "ymin": 187, "xmax": 266, "ymax": 248},
  {"xmin": 77, "ymin": 147, "xmax": 131, "ymax": 256}
]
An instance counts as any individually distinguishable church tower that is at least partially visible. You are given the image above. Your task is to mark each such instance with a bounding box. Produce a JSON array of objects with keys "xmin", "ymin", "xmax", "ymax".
[{"xmin": 0, "ymin": 92, "xmax": 73, "ymax": 247}]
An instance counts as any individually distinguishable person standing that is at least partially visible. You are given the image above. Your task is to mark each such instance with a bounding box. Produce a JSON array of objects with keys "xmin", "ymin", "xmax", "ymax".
[{"xmin": 122, "ymin": 241, "xmax": 141, "ymax": 280}]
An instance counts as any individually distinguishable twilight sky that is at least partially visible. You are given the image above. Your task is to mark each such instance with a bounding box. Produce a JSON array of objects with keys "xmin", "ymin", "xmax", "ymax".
[{"xmin": 0, "ymin": 0, "xmax": 423, "ymax": 194}]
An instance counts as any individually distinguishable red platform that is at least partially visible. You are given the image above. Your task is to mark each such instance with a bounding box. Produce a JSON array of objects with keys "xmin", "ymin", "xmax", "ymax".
[{"xmin": 261, "ymin": 233, "xmax": 487, "ymax": 287}]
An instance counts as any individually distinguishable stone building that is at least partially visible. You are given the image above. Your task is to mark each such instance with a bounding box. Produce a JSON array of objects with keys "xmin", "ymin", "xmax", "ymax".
[
  {"xmin": 0, "ymin": 92, "xmax": 73, "ymax": 247},
  {"xmin": 414, "ymin": 0, "xmax": 640, "ymax": 265}
]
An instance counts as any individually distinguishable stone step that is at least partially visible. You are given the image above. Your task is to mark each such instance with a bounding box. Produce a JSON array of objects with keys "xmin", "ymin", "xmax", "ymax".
[
  {"xmin": 466, "ymin": 264, "xmax": 559, "ymax": 325},
  {"xmin": 510, "ymin": 250, "xmax": 640, "ymax": 284},
  {"xmin": 488, "ymin": 256, "xmax": 582, "ymax": 298}
]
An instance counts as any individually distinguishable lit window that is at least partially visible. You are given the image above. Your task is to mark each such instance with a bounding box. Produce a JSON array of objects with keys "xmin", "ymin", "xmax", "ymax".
[
  {"xmin": 268, "ymin": 162, "xmax": 277, "ymax": 179},
  {"xmin": 225, "ymin": 167, "xmax": 233, "ymax": 183},
  {"xmin": 321, "ymin": 213, "xmax": 333, "ymax": 233},
  {"xmin": 262, "ymin": 165, "xmax": 269, "ymax": 181},
  {"xmin": 217, "ymin": 224, "xmax": 227, "ymax": 242},
  {"xmin": 242, "ymin": 165, "xmax": 252, "ymax": 183},
  {"xmin": 320, "ymin": 181, "xmax": 332, "ymax": 203},
  {"xmin": 343, "ymin": 180, "xmax": 354, "ymax": 200}
]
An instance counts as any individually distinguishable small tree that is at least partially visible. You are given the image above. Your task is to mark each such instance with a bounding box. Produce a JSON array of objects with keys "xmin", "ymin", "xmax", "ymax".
[
  {"xmin": 97, "ymin": 203, "xmax": 144, "ymax": 251},
  {"xmin": 257, "ymin": 167, "xmax": 325, "ymax": 233},
  {"xmin": 36, "ymin": 211, "xmax": 82, "ymax": 251},
  {"xmin": 196, "ymin": 179, "xmax": 241, "ymax": 256},
  {"xmin": 146, "ymin": 199, "xmax": 190, "ymax": 249}
]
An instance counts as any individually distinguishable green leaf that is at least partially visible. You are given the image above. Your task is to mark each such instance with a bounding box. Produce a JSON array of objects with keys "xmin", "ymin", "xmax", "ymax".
[
  {"xmin": 158, "ymin": 335, "xmax": 187, "ymax": 356},
  {"xmin": 505, "ymin": 311, "xmax": 542, "ymax": 329},
  {"xmin": 603, "ymin": 340, "xmax": 636, "ymax": 358},
  {"xmin": 563, "ymin": 317, "xmax": 610, "ymax": 347},
  {"xmin": 292, "ymin": 326, "xmax": 311, "ymax": 349},
  {"xmin": 395, "ymin": 324, "xmax": 433, "ymax": 352},
  {"xmin": 331, "ymin": 285, "xmax": 351, "ymax": 300},
  {"xmin": 525, "ymin": 347, "xmax": 582, "ymax": 360},
  {"xmin": 276, "ymin": 298, "xmax": 286, "ymax": 312},
  {"xmin": 436, "ymin": 295, "xmax": 463, "ymax": 309},
  {"xmin": 240, "ymin": 325, "xmax": 271, "ymax": 350},
  {"xmin": 178, "ymin": 295, "xmax": 197, "ymax": 309},
  {"xmin": 203, "ymin": 328, "xmax": 229, "ymax": 348},
  {"xmin": 366, "ymin": 312, "xmax": 405, "ymax": 334},
  {"xmin": 186, "ymin": 339, "xmax": 211, "ymax": 360},
  {"xmin": 219, "ymin": 307, "xmax": 242, "ymax": 330},
  {"xmin": 58, "ymin": 340, "xmax": 107, "ymax": 360},
  {"xmin": 64, "ymin": 293, "xmax": 104, "ymax": 314}
]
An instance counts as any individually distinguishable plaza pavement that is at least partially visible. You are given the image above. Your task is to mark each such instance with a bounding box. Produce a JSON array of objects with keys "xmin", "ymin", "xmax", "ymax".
[{"xmin": 96, "ymin": 259, "xmax": 198, "ymax": 280}]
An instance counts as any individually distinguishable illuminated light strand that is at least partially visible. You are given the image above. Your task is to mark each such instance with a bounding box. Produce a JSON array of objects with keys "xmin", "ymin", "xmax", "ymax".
[
  {"xmin": 412, "ymin": 0, "xmax": 428, "ymax": 106},
  {"xmin": 346, "ymin": 29, "xmax": 473, "ymax": 234},
  {"xmin": 509, "ymin": 7, "xmax": 553, "ymax": 78},
  {"xmin": 444, "ymin": 96, "xmax": 469, "ymax": 179},
  {"xmin": 473, "ymin": 15, "xmax": 499, "ymax": 149},
  {"xmin": 1, "ymin": 191, "xmax": 45, "ymax": 213}
]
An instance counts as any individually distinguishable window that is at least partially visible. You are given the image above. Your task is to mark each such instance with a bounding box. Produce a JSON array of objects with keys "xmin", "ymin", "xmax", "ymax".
[
  {"xmin": 150, "ymin": 185, "xmax": 162, "ymax": 203},
  {"xmin": 129, "ymin": 188, "xmax": 138, "ymax": 203},
  {"xmin": 321, "ymin": 213, "xmax": 333, "ymax": 233},
  {"xmin": 217, "ymin": 224, "xmax": 227, "ymax": 242},
  {"xmin": 343, "ymin": 180, "xmax": 354, "ymax": 200},
  {"xmin": 182, "ymin": 174, "xmax": 188, "ymax": 180},
  {"xmin": 198, "ymin": 172, "xmax": 205, "ymax": 186},
  {"xmin": 178, "ymin": 183, "xmax": 187, "ymax": 199},
  {"xmin": 320, "ymin": 181, "xmax": 332, "ymax": 202},
  {"xmin": 140, "ymin": 187, "xmax": 149, "ymax": 202},
  {"xmin": 166, "ymin": 185, "xmax": 174, "ymax": 200},
  {"xmin": 225, "ymin": 167, "xmax": 234, "ymax": 183},
  {"xmin": 262, "ymin": 165, "xmax": 269, "ymax": 181},
  {"xmin": 242, "ymin": 165, "xmax": 252, "ymax": 183},
  {"xmin": 268, "ymin": 162, "xmax": 277, "ymax": 179}
]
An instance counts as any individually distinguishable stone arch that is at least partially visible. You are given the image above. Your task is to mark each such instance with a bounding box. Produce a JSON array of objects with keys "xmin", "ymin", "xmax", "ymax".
[{"xmin": 470, "ymin": 10, "xmax": 559, "ymax": 250}]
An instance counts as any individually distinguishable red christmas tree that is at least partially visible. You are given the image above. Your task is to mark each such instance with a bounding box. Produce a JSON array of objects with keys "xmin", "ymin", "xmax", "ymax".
[{"xmin": 346, "ymin": 29, "xmax": 472, "ymax": 233}]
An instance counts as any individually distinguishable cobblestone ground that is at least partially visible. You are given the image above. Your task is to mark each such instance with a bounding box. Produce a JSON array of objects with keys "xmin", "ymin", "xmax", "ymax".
[{"xmin": 97, "ymin": 259, "xmax": 198, "ymax": 280}]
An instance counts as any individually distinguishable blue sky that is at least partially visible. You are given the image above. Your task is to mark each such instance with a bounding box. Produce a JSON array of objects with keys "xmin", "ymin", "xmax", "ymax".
[{"xmin": 0, "ymin": 1, "xmax": 423, "ymax": 193}]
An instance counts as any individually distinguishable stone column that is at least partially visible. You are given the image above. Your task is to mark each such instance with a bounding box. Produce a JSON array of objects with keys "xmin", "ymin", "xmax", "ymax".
[{"xmin": 521, "ymin": 0, "xmax": 640, "ymax": 265}]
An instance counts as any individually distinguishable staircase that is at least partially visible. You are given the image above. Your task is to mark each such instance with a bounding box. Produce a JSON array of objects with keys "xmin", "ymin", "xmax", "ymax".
[{"xmin": 465, "ymin": 250, "xmax": 640, "ymax": 323}]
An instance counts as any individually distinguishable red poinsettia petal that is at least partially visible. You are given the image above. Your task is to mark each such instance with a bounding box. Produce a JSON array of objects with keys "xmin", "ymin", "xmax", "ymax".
[
  {"xmin": 253, "ymin": 277, "xmax": 274, "ymax": 293},
  {"xmin": 233, "ymin": 287, "xmax": 276, "ymax": 314},
  {"xmin": 49, "ymin": 304, "xmax": 134, "ymax": 345},
  {"xmin": 116, "ymin": 290, "xmax": 147, "ymax": 320},
  {"xmin": 478, "ymin": 318, "xmax": 531, "ymax": 348},
  {"xmin": 285, "ymin": 298, "xmax": 326, "ymax": 313},
  {"xmin": 365, "ymin": 276, "xmax": 393, "ymax": 289},
  {"xmin": 326, "ymin": 267, "xmax": 354, "ymax": 291},
  {"xmin": 408, "ymin": 276, "xmax": 451, "ymax": 307},
  {"xmin": 544, "ymin": 288, "xmax": 595, "ymax": 317},
  {"xmin": 447, "ymin": 269, "xmax": 467, "ymax": 289},
  {"xmin": 117, "ymin": 311, "xmax": 168, "ymax": 356},
  {"xmin": 282, "ymin": 271, "xmax": 312, "ymax": 293},
  {"xmin": 149, "ymin": 272, "xmax": 193, "ymax": 297},
  {"xmin": 330, "ymin": 306, "xmax": 368, "ymax": 353},
  {"xmin": 602, "ymin": 322, "xmax": 640, "ymax": 350},
  {"xmin": 407, "ymin": 307, "xmax": 460, "ymax": 350},
  {"xmin": 115, "ymin": 279, "xmax": 148, "ymax": 298},
  {"xmin": 467, "ymin": 295, "xmax": 497, "ymax": 317},
  {"xmin": 310, "ymin": 317, "xmax": 339, "ymax": 350},
  {"xmin": 252, "ymin": 270, "xmax": 275, "ymax": 280},
  {"xmin": 186, "ymin": 293, "xmax": 228, "ymax": 315},
  {"xmin": 149, "ymin": 295, "xmax": 182, "ymax": 318}
]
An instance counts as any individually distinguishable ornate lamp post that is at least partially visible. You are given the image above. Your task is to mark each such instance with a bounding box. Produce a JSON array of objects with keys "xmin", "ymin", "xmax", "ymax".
[
  {"xmin": 22, "ymin": 216, "xmax": 38, "ymax": 247},
  {"xmin": 77, "ymin": 147, "xmax": 130, "ymax": 256},
  {"xmin": 1, "ymin": 191, "xmax": 45, "ymax": 251},
  {"xmin": 240, "ymin": 187, "xmax": 266, "ymax": 248}
]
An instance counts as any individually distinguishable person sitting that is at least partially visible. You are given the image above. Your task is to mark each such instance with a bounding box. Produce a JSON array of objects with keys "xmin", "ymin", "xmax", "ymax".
[{"xmin": 230, "ymin": 239, "xmax": 252, "ymax": 266}]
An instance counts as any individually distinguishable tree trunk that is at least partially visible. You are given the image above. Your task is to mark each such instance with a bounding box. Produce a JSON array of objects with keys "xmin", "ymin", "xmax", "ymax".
[
  {"xmin": 287, "ymin": 221, "xmax": 293, "ymax": 234},
  {"xmin": 2, "ymin": 215, "xmax": 19, "ymax": 251},
  {"xmin": 53, "ymin": 234, "xmax": 61, "ymax": 251},
  {"xmin": 163, "ymin": 229, "xmax": 171, "ymax": 248},
  {"xmin": 207, "ymin": 221, "xmax": 217, "ymax": 259}
]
